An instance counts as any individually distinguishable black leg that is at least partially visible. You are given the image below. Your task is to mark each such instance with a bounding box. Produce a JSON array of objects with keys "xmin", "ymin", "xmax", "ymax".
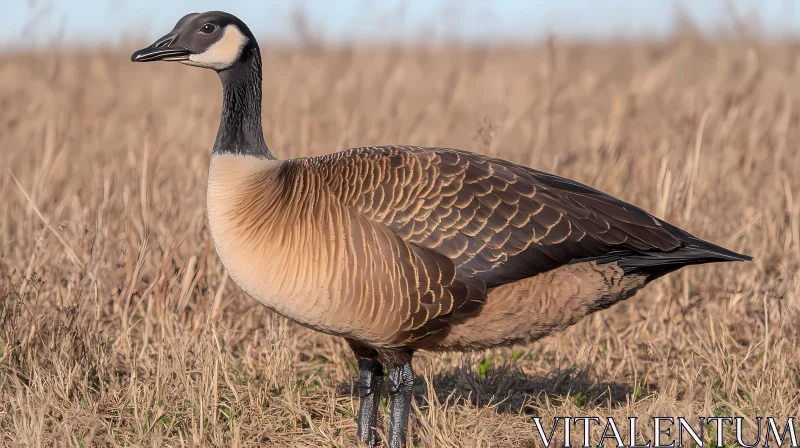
[
  {"xmin": 387, "ymin": 362, "xmax": 414, "ymax": 448},
  {"xmin": 356, "ymin": 358, "xmax": 384, "ymax": 446}
]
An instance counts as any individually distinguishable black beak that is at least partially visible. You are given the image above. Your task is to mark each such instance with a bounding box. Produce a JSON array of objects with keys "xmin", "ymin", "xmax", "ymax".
[{"xmin": 131, "ymin": 34, "xmax": 191, "ymax": 62}]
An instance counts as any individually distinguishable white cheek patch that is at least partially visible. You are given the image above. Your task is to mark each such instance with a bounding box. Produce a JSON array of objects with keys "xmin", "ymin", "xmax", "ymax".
[{"xmin": 184, "ymin": 25, "xmax": 247, "ymax": 70}]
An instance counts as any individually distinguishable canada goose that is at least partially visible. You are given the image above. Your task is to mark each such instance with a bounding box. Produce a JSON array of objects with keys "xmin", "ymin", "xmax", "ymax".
[{"xmin": 132, "ymin": 11, "xmax": 751, "ymax": 448}]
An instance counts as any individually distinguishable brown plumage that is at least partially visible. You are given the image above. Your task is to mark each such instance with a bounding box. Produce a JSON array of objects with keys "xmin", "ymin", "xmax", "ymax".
[
  {"xmin": 208, "ymin": 146, "xmax": 746, "ymax": 365},
  {"xmin": 133, "ymin": 11, "xmax": 751, "ymax": 447}
]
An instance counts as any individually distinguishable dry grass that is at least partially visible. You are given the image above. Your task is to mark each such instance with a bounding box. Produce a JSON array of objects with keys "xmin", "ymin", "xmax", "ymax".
[{"xmin": 0, "ymin": 35, "xmax": 798, "ymax": 447}]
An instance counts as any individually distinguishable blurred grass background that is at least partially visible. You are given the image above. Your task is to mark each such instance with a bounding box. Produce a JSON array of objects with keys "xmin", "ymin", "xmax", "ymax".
[{"xmin": 0, "ymin": 2, "xmax": 798, "ymax": 447}]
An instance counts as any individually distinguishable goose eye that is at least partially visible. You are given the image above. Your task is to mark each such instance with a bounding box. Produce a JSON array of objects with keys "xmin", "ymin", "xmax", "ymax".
[{"xmin": 199, "ymin": 24, "xmax": 217, "ymax": 35}]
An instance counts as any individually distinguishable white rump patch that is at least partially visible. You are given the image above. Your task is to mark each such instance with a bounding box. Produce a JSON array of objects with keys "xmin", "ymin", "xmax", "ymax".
[{"xmin": 184, "ymin": 25, "xmax": 247, "ymax": 70}]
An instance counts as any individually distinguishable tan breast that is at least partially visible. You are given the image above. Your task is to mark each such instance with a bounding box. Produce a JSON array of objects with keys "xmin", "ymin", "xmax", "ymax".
[
  {"xmin": 208, "ymin": 154, "xmax": 446, "ymax": 346},
  {"xmin": 207, "ymin": 154, "xmax": 342, "ymax": 334}
]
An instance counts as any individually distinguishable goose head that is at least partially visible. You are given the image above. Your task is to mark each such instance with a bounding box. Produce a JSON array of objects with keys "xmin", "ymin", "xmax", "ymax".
[
  {"xmin": 132, "ymin": 11, "xmax": 271, "ymax": 158},
  {"xmin": 131, "ymin": 11, "xmax": 257, "ymax": 71}
]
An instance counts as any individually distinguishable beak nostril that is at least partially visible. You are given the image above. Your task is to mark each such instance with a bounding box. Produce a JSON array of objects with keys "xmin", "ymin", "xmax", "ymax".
[{"xmin": 153, "ymin": 35, "xmax": 176, "ymax": 49}]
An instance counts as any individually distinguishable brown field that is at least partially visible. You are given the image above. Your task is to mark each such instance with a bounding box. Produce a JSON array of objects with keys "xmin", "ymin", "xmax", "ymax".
[{"xmin": 0, "ymin": 34, "xmax": 798, "ymax": 447}]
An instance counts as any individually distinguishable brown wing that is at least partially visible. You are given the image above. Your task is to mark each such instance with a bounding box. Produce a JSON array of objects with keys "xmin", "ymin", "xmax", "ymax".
[{"xmin": 311, "ymin": 146, "xmax": 685, "ymax": 289}]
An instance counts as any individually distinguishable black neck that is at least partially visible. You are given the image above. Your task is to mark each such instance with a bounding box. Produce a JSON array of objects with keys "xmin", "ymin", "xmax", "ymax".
[{"xmin": 212, "ymin": 45, "xmax": 273, "ymax": 159}]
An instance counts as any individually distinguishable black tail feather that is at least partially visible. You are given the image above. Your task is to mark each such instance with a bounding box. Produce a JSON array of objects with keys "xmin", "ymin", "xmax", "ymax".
[
  {"xmin": 573, "ymin": 236, "xmax": 751, "ymax": 281},
  {"xmin": 621, "ymin": 234, "xmax": 751, "ymax": 279}
]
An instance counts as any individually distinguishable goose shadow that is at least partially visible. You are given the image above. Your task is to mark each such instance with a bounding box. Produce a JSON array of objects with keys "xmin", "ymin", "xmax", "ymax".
[{"xmin": 337, "ymin": 361, "xmax": 647, "ymax": 414}]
